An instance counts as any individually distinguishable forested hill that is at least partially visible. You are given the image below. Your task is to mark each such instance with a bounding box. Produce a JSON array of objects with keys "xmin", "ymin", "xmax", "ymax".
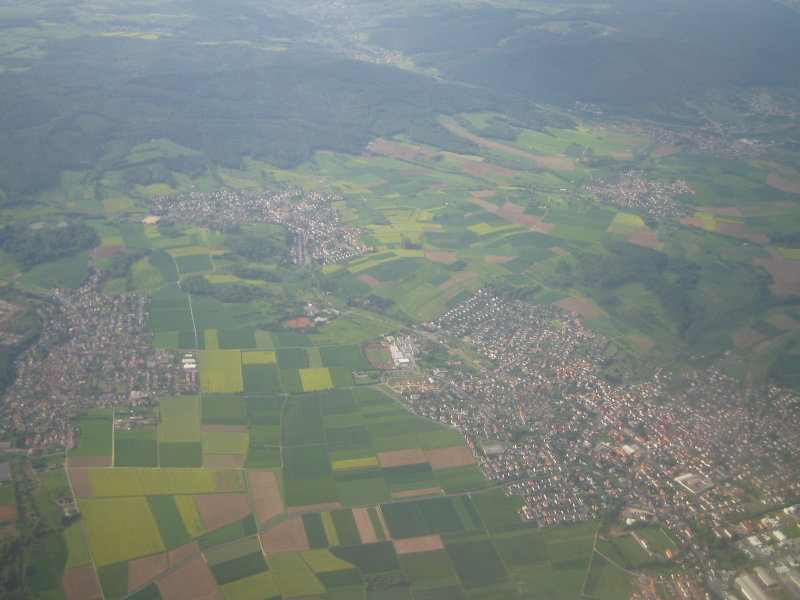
[
  {"xmin": 369, "ymin": 0, "xmax": 800, "ymax": 114},
  {"xmin": 0, "ymin": 6, "xmax": 565, "ymax": 200}
]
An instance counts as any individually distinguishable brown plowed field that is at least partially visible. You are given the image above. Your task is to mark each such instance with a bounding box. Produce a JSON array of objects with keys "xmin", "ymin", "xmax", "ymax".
[
  {"xmin": 157, "ymin": 555, "xmax": 222, "ymax": 600},
  {"xmin": 94, "ymin": 245, "xmax": 125, "ymax": 259},
  {"xmin": 755, "ymin": 248, "xmax": 800, "ymax": 297},
  {"xmin": 767, "ymin": 173, "xmax": 800, "ymax": 194},
  {"xmin": 128, "ymin": 553, "xmax": 168, "ymax": 593},
  {"xmin": 496, "ymin": 202, "xmax": 542, "ymax": 228},
  {"xmin": 248, "ymin": 470, "xmax": 284, "ymax": 524},
  {"xmin": 201, "ymin": 425, "xmax": 248, "ymax": 433},
  {"xmin": 203, "ymin": 455, "xmax": 246, "ymax": 468},
  {"xmin": 287, "ymin": 501, "xmax": 341, "ymax": 514},
  {"xmin": 352, "ymin": 507, "xmax": 378, "ymax": 543},
  {"xmin": 466, "ymin": 196, "xmax": 499, "ymax": 213},
  {"xmin": 553, "ymin": 297, "xmax": 601, "ymax": 319},
  {"xmin": 438, "ymin": 272, "xmax": 479, "ymax": 291},
  {"xmin": 443, "ymin": 123, "xmax": 575, "ymax": 170},
  {"xmin": 378, "ymin": 448, "xmax": 427, "ymax": 468},
  {"xmin": 168, "ymin": 540, "xmax": 199, "ymax": 568},
  {"xmin": 628, "ymin": 333, "xmax": 655, "ymax": 350},
  {"xmin": 0, "ymin": 504, "xmax": 17, "ymax": 522},
  {"xmin": 194, "ymin": 492, "xmax": 251, "ymax": 531},
  {"xmin": 67, "ymin": 469, "xmax": 94, "ymax": 498},
  {"xmin": 391, "ymin": 487, "xmax": 443, "ymax": 499},
  {"xmin": 62, "ymin": 565, "xmax": 102, "ymax": 600},
  {"xmin": 425, "ymin": 446, "xmax": 475, "ymax": 469},
  {"xmin": 67, "ymin": 456, "xmax": 112, "ymax": 468},
  {"xmin": 767, "ymin": 313, "xmax": 800, "ymax": 331},
  {"xmin": 357, "ymin": 274, "xmax": 381, "ymax": 289},
  {"xmin": 260, "ymin": 516, "xmax": 309, "ymax": 553},
  {"xmin": 731, "ymin": 328, "xmax": 765, "ymax": 348},
  {"xmin": 484, "ymin": 255, "xmax": 517, "ymax": 264},
  {"xmin": 393, "ymin": 534, "xmax": 444, "ymax": 554},
  {"xmin": 425, "ymin": 251, "xmax": 457, "ymax": 263}
]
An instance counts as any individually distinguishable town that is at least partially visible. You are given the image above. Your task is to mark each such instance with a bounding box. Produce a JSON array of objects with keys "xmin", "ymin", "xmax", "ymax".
[
  {"xmin": 148, "ymin": 187, "xmax": 372, "ymax": 265},
  {"xmin": 0, "ymin": 272, "xmax": 194, "ymax": 452},
  {"xmin": 403, "ymin": 289, "xmax": 800, "ymax": 598}
]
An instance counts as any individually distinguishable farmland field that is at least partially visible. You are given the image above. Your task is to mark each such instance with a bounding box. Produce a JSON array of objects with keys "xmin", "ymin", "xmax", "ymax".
[
  {"xmin": 88, "ymin": 468, "xmax": 246, "ymax": 497},
  {"xmin": 300, "ymin": 367, "xmax": 335, "ymax": 392},
  {"xmin": 199, "ymin": 349, "xmax": 244, "ymax": 393},
  {"xmin": 158, "ymin": 396, "xmax": 201, "ymax": 443},
  {"xmin": 79, "ymin": 497, "xmax": 165, "ymax": 566}
]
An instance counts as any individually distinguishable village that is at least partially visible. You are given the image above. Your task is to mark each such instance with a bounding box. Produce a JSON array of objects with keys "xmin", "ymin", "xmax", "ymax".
[
  {"xmin": 402, "ymin": 289, "xmax": 800, "ymax": 598},
  {"xmin": 0, "ymin": 272, "xmax": 194, "ymax": 452},
  {"xmin": 148, "ymin": 187, "xmax": 372, "ymax": 265}
]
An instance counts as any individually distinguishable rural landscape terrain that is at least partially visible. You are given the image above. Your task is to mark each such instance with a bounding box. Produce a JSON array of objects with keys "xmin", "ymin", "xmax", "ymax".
[{"xmin": 0, "ymin": 0, "xmax": 799, "ymax": 599}]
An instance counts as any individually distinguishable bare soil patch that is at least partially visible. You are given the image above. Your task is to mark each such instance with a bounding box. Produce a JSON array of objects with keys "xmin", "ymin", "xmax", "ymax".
[
  {"xmin": 628, "ymin": 333, "xmax": 655, "ymax": 351},
  {"xmin": 375, "ymin": 506, "xmax": 391, "ymax": 540},
  {"xmin": 767, "ymin": 173, "xmax": 800, "ymax": 194},
  {"xmin": 378, "ymin": 448, "xmax": 427, "ymax": 468},
  {"xmin": 362, "ymin": 179, "xmax": 388, "ymax": 188},
  {"xmin": 371, "ymin": 138, "xmax": 437, "ymax": 161},
  {"xmin": 425, "ymin": 446, "xmax": 475, "ymax": 469},
  {"xmin": 705, "ymin": 206, "xmax": 743, "ymax": 216},
  {"xmin": 391, "ymin": 487, "xmax": 443, "ymax": 499},
  {"xmin": 443, "ymin": 123, "xmax": 575, "ymax": 170},
  {"xmin": 168, "ymin": 540, "xmax": 199, "ymax": 568},
  {"xmin": 194, "ymin": 493, "xmax": 251, "ymax": 532},
  {"xmin": 651, "ymin": 144, "xmax": 682, "ymax": 158},
  {"xmin": 754, "ymin": 248, "xmax": 800, "ymax": 297},
  {"xmin": 496, "ymin": 202, "xmax": 541, "ymax": 228},
  {"xmin": 128, "ymin": 553, "xmax": 168, "ymax": 593},
  {"xmin": 0, "ymin": 504, "xmax": 18, "ymax": 522},
  {"xmin": 466, "ymin": 196, "xmax": 499, "ymax": 213},
  {"xmin": 484, "ymin": 255, "xmax": 517, "ymax": 264},
  {"xmin": 393, "ymin": 534, "xmax": 444, "ymax": 555},
  {"xmin": 352, "ymin": 507, "xmax": 378, "ymax": 544},
  {"xmin": 358, "ymin": 274, "xmax": 382, "ymax": 289},
  {"xmin": 94, "ymin": 245, "xmax": 125, "ymax": 259},
  {"xmin": 67, "ymin": 469, "xmax": 94, "ymax": 499},
  {"xmin": 767, "ymin": 313, "xmax": 800, "ymax": 332},
  {"xmin": 533, "ymin": 222, "xmax": 555, "ymax": 233},
  {"xmin": 260, "ymin": 516, "xmax": 309, "ymax": 553},
  {"xmin": 157, "ymin": 555, "xmax": 222, "ymax": 600},
  {"xmin": 201, "ymin": 425, "xmax": 248, "ymax": 434},
  {"xmin": 425, "ymin": 251, "xmax": 457, "ymax": 263},
  {"xmin": 288, "ymin": 502, "xmax": 341, "ymax": 514},
  {"xmin": 68, "ymin": 456, "xmax": 112, "ymax": 468},
  {"xmin": 628, "ymin": 229, "xmax": 661, "ymax": 249},
  {"xmin": 438, "ymin": 271, "xmax": 479, "ymax": 291},
  {"xmin": 715, "ymin": 222, "xmax": 748, "ymax": 238},
  {"xmin": 612, "ymin": 152, "xmax": 634, "ymax": 159},
  {"xmin": 753, "ymin": 332, "xmax": 793, "ymax": 354},
  {"xmin": 248, "ymin": 470, "xmax": 284, "ymax": 524},
  {"xmin": 203, "ymin": 455, "xmax": 246, "ymax": 468},
  {"xmin": 553, "ymin": 296, "xmax": 601, "ymax": 319},
  {"xmin": 680, "ymin": 216, "xmax": 706, "ymax": 228},
  {"xmin": 62, "ymin": 565, "xmax": 102, "ymax": 600},
  {"xmin": 549, "ymin": 246, "xmax": 569, "ymax": 256},
  {"xmin": 731, "ymin": 328, "xmax": 765, "ymax": 349},
  {"xmin": 0, "ymin": 524, "xmax": 17, "ymax": 538}
]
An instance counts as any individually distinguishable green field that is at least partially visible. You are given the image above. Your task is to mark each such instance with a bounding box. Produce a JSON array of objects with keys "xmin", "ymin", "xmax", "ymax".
[
  {"xmin": 88, "ymin": 468, "xmax": 246, "ymax": 497},
  {"xmin": 68, "ymin": 409, "xmax": 113, "ymax": 457},
  {"xmin": 79, "ymin": 497, "xmax": 165, "ymax": 566},
  {"xmin": 158, "ymin": 396, "xmax": 201, "ymax": 443},
  {"xmin": 300, "ymin": 367, "xmax": 335, "ymax": 392},
  {"xmin": 199, "ymin": 349, "xmax": 244, "ymax": 393}
]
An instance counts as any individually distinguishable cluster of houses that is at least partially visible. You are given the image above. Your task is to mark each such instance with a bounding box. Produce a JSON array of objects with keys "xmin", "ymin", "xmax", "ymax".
[
  {"xmin": 148, "ymin": 187, "xmax": 372, "ymax": 265},
  {"xmin": 0, "ymin": 273, "xmax": 195, "ymax": 453}
]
